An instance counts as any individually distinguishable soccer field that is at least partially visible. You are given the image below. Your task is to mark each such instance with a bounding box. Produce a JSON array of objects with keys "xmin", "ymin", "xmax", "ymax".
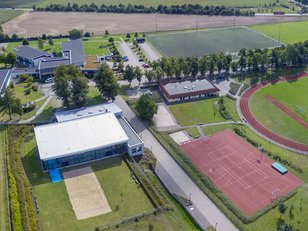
[
  {"xmin": 147, "ymin": 27, "xmax": 279, "ymax": 57},
  {"xmin": 250, "ymin": 77, "xmax": 308, "ymax": 145}
]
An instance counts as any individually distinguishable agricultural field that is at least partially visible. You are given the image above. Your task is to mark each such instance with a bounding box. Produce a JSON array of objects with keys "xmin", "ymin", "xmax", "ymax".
[
  {"xmin": 0, "ymin": 0, "xmax": 40, "ymax": 8},
  {"xmin": 250, "ymin": 77, "xmax": 308, "ymax": 145},
  {"xmin": 0, "ymin": 10, "xmax": 23, "ymax": 24},
  {"xmin": 37, "ymin": 0, "xmax": 292, "ymax": 8},
  {"xmin": 4, "ymin": 12, "xmax": 308, "ymax": 37},
  {"xmin": 250, "ymin": 20, "xmax": 308, "ymax": 44},
  {"xmin": 147, "ymin": 27, "xmax": 278, "ymax": 57}
]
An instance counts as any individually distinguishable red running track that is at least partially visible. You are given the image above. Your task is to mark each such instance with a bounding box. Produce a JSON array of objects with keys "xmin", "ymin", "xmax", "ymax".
[{"xmin": 240, "ymin": 72, "xmax": 308, "ymax": 153}]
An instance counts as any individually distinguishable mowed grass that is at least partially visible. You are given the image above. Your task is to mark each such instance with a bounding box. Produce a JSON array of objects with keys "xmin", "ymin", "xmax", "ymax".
[
  {"xmin": 250, "ymin": 77, "xmax": 308, "ymax": 144},
  {"xmin": 38, "ymin": 0, "xmax": 290, "ymax": 7},
  {"xmin": 250, "ymin": 21, "xmax": 308, "ymax": 44},
  {"xmin": 0, "ymin": 126, "xmax": 9, "ymax": 231},
  {"xmin": 0, "ymin": 10, "xmax": 23, "ymax": 24},
  {"xmin": 147, "ymin": 27, "xmax": 278, "ymax": 57},
  {"xmin": 169, "ymin": 97, "xmax": 238, "ymax": 126}
]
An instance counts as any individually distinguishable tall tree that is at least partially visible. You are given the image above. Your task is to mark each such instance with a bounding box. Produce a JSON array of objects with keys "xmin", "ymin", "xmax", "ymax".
[
  {"xmin": 94, "ymin": 63, "xmax": 120, "ymax": 101},
  {"xmin": 6, "ymin": 52, "xmax": 16, "ymax": 67},
  {"xmin": 136, "ymin": 94, "xmax": 158, "ymax": 121},
  {"xmin": 199, "ymin": 56, "xmax": 208, "ymax": 76},
  {"xmin": 134, "ymin": 66, "xmax": 143, "ymax": 85},
  {"xmin": 71, "ymin": 76, "xmax": 89, "ymax": 107},
  {"xmin": 53, "ymin": 65, "xmax": 71, "ymax": 107},
  {"xmin": 0, "ymin": 88, "xmax": 20, "ymax": 120},
  {"xmin": 68, "ymin": 29, "xmax": 83, "ymax": 40},
  {"xmin": 48, "ymin": 37, "xmax": 54, "ymax": 46},
  {"xmin": 124, "ymin": 65, "xmax": 135, "ymax": 86},
  {"xmin": 38, "ymin": 38, "xmax": 44, "ymax": 50},
  {"xmin": 190, "ymin": 57, "xmax": 199, "ymax": 77}
]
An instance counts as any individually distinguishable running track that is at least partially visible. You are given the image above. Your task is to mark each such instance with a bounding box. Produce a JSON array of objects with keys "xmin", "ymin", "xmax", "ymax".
[{"xmin": 240, "ymin": 72, "xmax": 308, "ymax": 153}]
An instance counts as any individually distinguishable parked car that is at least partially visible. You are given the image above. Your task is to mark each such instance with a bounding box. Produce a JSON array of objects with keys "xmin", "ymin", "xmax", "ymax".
[
  {"xmin": 45, "ymin": 77, "xmax": 54, "ymax": 83},
  {"xmin": 142, "ymin": 63, "xmax": 150, "ymax": 68},
  {"xmin": 122, "ymin": 56, "xmax": 129, "ymax": 62}
]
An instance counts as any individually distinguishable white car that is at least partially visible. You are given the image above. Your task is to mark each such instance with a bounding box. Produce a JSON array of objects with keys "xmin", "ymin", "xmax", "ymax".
[{"xmin": 45, "ymin": 78, "xmax": 53, "ymax": 83}]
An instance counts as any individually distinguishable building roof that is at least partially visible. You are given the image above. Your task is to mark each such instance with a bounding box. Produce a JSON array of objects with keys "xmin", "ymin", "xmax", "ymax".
[
  {"xmin": 13, "ymin": 46, "xmax": 52, "ymax": 60},
  {"xmin": 34, "ymin": 113, "xmax": 129, "ymax": 161},
  {"xmin": 55, "ymin": 103, "xmax": 122, "ymax": 122},
  {"xmin": 0, "ymin": 69, "xmax": 12, "ymax": 95},
  {"xmin": 117, "ymin": 117, "xmax": 143, "ymax": 147},
  {"xmin": 11, "ymin": 67, "xmax": 38, "ymax": 75},
  {"xmin": 39, "ymin": 58, "xmax": 71, "ymax": 70},
  {"xmin": 62, "ymin": 38, "xmax": 85, "ymax": 66},
  {"xmin": 160, "ymin": 78, "xmax": 219, "ymax": 99}
]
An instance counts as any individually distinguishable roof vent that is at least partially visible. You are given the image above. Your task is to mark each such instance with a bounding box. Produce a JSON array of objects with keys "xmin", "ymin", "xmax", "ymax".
[
  {"xmin": 88, "ymin": 111, "xmax": 93, "ymax": 114},
  {"xmin": 77, "ymin": 113, "xmax": 82, "ymax": 116},
  {"xmin": 184, "ymin": 86, "xmax": 187, "ymax": 89}
]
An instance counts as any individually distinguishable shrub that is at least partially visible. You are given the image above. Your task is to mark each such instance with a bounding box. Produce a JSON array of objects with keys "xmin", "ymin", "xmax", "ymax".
[{"xmin": 32, "ymin": 85, "xmax": 38, "ymax": 91}]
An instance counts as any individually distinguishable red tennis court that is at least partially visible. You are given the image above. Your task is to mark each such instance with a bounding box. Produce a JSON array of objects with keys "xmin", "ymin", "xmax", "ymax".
[{"xmin": 180, "ymin": 130, "xmax": 302, "ymax": 215}]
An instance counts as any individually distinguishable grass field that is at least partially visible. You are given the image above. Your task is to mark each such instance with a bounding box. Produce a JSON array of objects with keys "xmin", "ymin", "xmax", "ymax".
[
  {"xmin": 37, "ymin": 0, "xmax": 291, "ymax": 7},
  {"xmin": 0, "ymin": 0, "xmax": 41, "ymax": 8},
  {"xmin": 250, "ymin": 21, "xmax": 308, "ymax": 44},
  {"xmin": 0, "ymin": 10, "xmax": 23, "ymax": 24},
  {"xmin": 250, "ymin": 77, "xmax": 308, "ymax": 145},
  {"xmin": 169, "ymin": 97, "xmax": 239, "ymax": 126},
  {"xmin": 147, "ymin": 27, "xmax": 278, "ymax": 57},
  {"xmin": 0, "ymin": 126, "xmax": 9, "ymax": 231}
]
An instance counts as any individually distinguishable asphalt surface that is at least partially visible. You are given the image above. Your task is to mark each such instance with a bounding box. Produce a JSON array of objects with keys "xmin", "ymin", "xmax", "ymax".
[
  {"xmin": 139, "ymin": 42, "xmax": 161, "ymax": 62},
  {"xmin": 114, "ymin": 96, "xmax": 238, "ymax": 231}
]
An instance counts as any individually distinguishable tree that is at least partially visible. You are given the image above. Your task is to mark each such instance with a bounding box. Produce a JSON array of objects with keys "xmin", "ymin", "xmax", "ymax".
[
  {"xmin": 155, "ymin": 67, "xmax": 164, "ymax": 80},
  {"xmin": 84, "ymin": 32, "xmax": 91, "ymax": 37},
  {"xmin": 53, "ymin": 65, "xmax": 71, "ymax": 108},
  {"xmin": 0, "ymin": 53, "xmax": 7, "ymax": 65},
  {"xmin": 190, "ymin": 57, "xmax": 199, "ymax": 77},
  {"xmin": 38, "ymin": 38, "xmax": 44, "ymax": 50},
  {"xmin": 134, "ymin": 66, "xmax": 143, "ymax": 85},
  {"xmin": 0, "ymin": 88, "xmax": 20, "ymax": 120},
  {"xmin": 22, "ymin": 38, "xmax": 29, "ymax": 45},
  {"xmin": 126, "ymin": 33, "xmax": 131, "ymax": 39},
  {"xmin": 134, "ymin": 32, "xmax": 138, "ymax": 37},
  {"xmin": 48, "ymin": 37, "xmax": 54, "ymax": 46},
  {"xmin": 12, "ymin": 98, "xmax": 23, "ymax": 118},
  {"xmin": 124, "ymin": 65, "xmax": 135, "ymax": 86},
  {"xmin": 199, "ymin": 56, "xmax": 208, "ymax": 76},
  {"xmin": 68, "ymin": 29, "xmax": 83, "ymax": 40},
  {"xmin": 108, "ymin": 37, "xmax": 114, "ymax": 43},
  {"xmin": 6, "ymin": 52, "xmax": 16, "ymax": 67},
  {"xmin": 144, "ymin": 69, "xmax": 155, "ymax": 82},
  {"xmin": 278, "ymin": 201, "xmax": 287, "ymax": 216},
  {"xmin": 94, "ymin": 63, "xmax": 120, "ymax": 101},
  {"xmin": 136, "ymin": 94, "xmax": 158, "ymax": 121},
  {"xmin": 71, "ymin": 76, "xmax": 89, "ymax": 107},
  {"xmin": 105, "ymin": 29, "xmax": 109, "ymax": 36},
  {"xmin": 42, "ymin": 33, "xmax": 47, "ymax": 40},
  {"xmin": 278, "ymin": 223, "xmax": 293, "ymax": 231},
  {"xmin": 118, "ymin": 61, "xmax": 124, "ymax": 73}
]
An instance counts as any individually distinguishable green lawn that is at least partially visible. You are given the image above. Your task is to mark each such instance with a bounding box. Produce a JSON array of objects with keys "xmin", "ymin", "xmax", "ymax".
[
  {"xmin": 0, "ymin": 10, "xmax": 23, "ymax": 24},
  {"xmin": 169, "ymin": 97, "xmax": 238, "ymax": 126},
  {"xmin": 38, "ymin": 0, "xmax": 291, "ymax": 8},
  {"xmin": 0, "ymin": 126, "xmax": 9, "ymax": 231},
  {"xmin": 250, "ymin": 21, "xmax": 308, "ymax": 44},
  {"xmin": 147, "ymin": 27, "xmax": 278, "ymax": 57},
  {"xmin": 250, "ymin": 77, "xmax": 308, "ymax": 145},
  {"xmin": 13, "ymin": 83, "xmax": 43, "ymax": 103},
  {"xmin": 185, "ymin": 127, "xmax": 200, "ymax": 138},
  {"xmin": 86, "ymin": 86, "xmax": 105, "ymax": 106}
]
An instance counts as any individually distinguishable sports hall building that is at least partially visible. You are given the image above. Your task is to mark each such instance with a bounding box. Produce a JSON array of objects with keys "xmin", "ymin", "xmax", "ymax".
[{"xmin": 34, "ymin": 103, "xmax": 143, "ymax": 171}]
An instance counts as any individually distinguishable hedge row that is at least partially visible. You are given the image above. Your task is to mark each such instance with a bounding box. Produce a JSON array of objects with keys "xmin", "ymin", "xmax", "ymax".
[
  {"xmin": 217, "ymin": 97, "xmax": 232, "ymax": 120},
  {"xmin": 35, "ymin": 3, "xmax": 255, "ymax": 17},
  {"xmin": 123, "ymin": 155, "xmax": 170, "ymax": 209},
  {"xmin": 6, "ymin": 126, "xmax": 38, "ymax": 231},
  {"xmin": 233, "ymin": 127, "xmax": 303, "ymax": 173}
]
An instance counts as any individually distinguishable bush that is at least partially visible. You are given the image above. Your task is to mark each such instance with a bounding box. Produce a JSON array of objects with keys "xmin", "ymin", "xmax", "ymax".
[
  {"xmin": 24, "ymin": 88, "xmax": 31, "ymax": 95},
  {"xmin": 32, "ymin": 85, "xmax": 38, "ymax": 91}
]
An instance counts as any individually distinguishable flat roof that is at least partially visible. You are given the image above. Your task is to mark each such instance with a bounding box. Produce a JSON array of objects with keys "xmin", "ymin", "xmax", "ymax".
[
  {"xmin": 34, "ymin": 113, "xmax": 129, "ymax": 161},
  {"xmin": 55, "ymin": 103, "xmax": 122, "ymax": 122},
  {"xmin": 0, "ymin": 69, "xmax": 11, "ymax": 95},
  {"xmin": 117, "ymin": 117, "xmax": 143, "ymax": 147},
  {"xmin": 163, "ymin": 79, "xmax": 217, "ymax": 96},
  {"xmin": 62, "ymin": 38, "xmax": 85, "ymax": 65}
]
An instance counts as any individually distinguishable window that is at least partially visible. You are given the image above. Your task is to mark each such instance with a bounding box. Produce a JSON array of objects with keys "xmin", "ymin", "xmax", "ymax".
[{"xmin": 132, "ymin": 148, "xmax": 137, "ymax": 153}]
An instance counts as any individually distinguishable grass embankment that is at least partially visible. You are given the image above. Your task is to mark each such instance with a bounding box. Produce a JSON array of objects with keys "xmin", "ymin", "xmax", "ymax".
[
  {"xmin": 250, "ymin": 21, "xmax": 308, "ymax": 44},
  {"xmin": 250, "ymin": 77, "xmax": 308, "ymax": 145}
]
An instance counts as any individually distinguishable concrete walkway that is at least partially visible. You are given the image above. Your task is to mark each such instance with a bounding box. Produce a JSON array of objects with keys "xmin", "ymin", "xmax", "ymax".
[{"xmin": 114, "ymin": 96, "xmax": 238, "ymax": 231}]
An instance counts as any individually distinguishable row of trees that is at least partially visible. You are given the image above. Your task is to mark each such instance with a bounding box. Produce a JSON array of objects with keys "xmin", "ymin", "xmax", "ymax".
[
  {"xmin": 35, "ymin": 3, "xmax": 255, "ymax": 16},
  {"xmin": 145, "ymin": 41, "xmax": 308, "ymax": 84}
]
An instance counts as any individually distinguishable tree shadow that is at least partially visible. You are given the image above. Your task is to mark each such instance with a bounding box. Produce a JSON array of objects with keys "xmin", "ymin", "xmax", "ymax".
[
  {"xmin": 276, "ymin": 217, "xmax": 285, "ymax": 230},
  {"xmin": 289, "ymin": 204, "xmax": 295, "ymax": 220}
]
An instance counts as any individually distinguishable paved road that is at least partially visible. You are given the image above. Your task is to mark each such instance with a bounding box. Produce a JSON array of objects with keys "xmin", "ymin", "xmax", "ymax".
[
  {"xmin": 119, "ymin": 42, "xmax": 142, "ymax": 68},
  {"xmin": 139, "ymin": 42, "xmax": 161, "ymax": 62},
  {"xmin": 114, "ymin": 96, "xmax": 238, "ymax": 231}
]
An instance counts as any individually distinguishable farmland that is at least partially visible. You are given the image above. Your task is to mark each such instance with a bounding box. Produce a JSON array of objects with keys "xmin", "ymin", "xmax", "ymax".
[
  {"xmin": 147, "ymin": 27, "xmax": 278, "ymax": 57},
  {"xmin": 250, "ymin": 77, "xmax": 308, "ymax": 145},
  {"xmin": 0, "ymin": 10, "xmax": 23, "ymax": 24},
  {"xmin": 0, "ymin": 0, "xmax": 40, "ymax": 8},
  {"xmin": 3, "ymin": 12, "xmax": 308, "ymax": 37},
  {"xmin": 250, "ymin": 20, "xmax": 308, "ymax": 44}
]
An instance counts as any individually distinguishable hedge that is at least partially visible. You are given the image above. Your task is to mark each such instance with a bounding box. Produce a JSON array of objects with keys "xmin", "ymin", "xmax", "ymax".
[{"xmin": 6, "ymin": 126, "xmax": 39, "ymax": 231}]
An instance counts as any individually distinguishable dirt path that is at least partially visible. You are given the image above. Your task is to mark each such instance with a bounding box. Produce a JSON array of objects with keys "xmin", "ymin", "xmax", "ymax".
[{"xmin": 3, "ymin": 12, "xmax": 308, "ymax": 37}]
